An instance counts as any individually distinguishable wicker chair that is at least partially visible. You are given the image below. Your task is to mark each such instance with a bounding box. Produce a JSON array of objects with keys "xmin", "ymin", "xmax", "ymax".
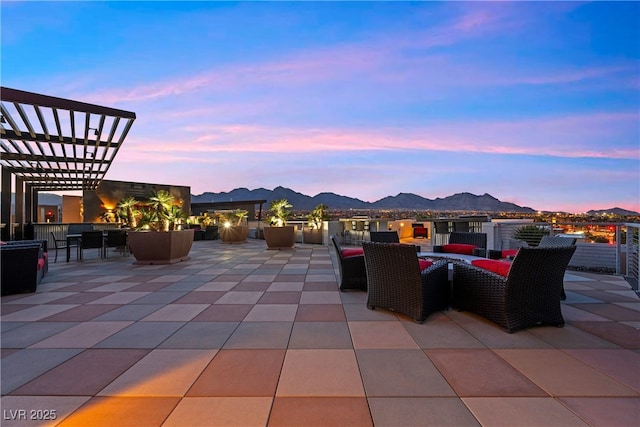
[
  {"xmin": 80, "ymin": 230, "xmax": 105, "ymax": 260},
  {"xmin": 362, "ymin": 242, "xmax": 450, "ymax": 323},
  {"xmin": 1, "ymin": 243, "xmax": 41, "ymax": 295},
  {"xmin": 330, "ymin": 235, "xmax": 367, "ymax": 291},
  {"xmin": 452, "ymin": 246, "xmax": 577, "ymax": 333},
  {"xmin": 104, "ymin": 230, "xmax": 129, "ymax": 257},
  {"xmin": 369, "ymin": 231, "xmax": 400, "ymax": 243}
]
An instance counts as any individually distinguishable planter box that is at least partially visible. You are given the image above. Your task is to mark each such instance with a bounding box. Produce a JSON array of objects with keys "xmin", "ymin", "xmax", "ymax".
[
  {"xmin": 127, "ymin": 229, "xmax": 194, "ymax": 265},
  {"xmin": 303, "ymin": 228, "xmax": 323, "ymax": 244},
  {"xmin": 220, "ymin": 225, "xmax": 249, "ymax": 244},
  {"xmin": 263, "ymin": 226, "xmax": 296, "ymax": 249}
]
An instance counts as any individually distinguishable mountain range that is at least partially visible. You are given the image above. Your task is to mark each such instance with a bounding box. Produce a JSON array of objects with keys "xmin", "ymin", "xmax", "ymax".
[{"xmin": 192, "ymin": 186, "xmax": 536, "ymax": 212}]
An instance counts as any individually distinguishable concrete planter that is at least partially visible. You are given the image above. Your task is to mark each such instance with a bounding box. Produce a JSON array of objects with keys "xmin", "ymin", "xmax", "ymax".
[
  {"xmin": 127, "ymin": 229, "xmax": 194, "ymax": 265},
  {"xmin": 263, "ymin": 226, "xmax": 296, "ymax": 249},
  {"xmin": 302, "ymin": 228, "xmax": 323, "ymax": 244},
  {"xmin": 219, "ymin": 225, "xmax": 249, "ymax": 244}
]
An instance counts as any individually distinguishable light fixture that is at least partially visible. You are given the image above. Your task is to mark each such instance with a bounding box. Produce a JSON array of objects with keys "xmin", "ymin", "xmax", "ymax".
[{"xmin": 88, "ymin": 127, "xmax": 98, "ymax": 136}]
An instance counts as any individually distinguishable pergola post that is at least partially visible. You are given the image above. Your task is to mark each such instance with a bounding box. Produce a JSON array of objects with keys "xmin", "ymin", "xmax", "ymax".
[
  {"xmin": 15, "ymin": 177, "xmax": 24, "ymax": 239},
  {"xmin": 1, "ymin": 166, "xmax": 12, "ymax": 241}
]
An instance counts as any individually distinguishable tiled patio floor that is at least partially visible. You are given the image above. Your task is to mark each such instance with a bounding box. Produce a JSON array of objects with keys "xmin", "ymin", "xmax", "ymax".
[{"xmin": 1, "ymin": 238, "xmax": 639, "ymax": 426}]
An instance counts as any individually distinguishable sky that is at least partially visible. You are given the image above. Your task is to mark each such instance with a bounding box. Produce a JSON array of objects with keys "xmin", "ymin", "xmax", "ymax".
[{"xmin": 1, "ymin": 1, "xmax": 639, "ymax": 213}]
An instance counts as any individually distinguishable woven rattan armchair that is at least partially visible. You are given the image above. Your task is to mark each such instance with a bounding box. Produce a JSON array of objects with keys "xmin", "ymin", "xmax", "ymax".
[
  {"xmin": 330, "ymin": 235, "xmax": 367, "ymax": 291},
  {"xmin": 452, "ymin": 246, "xmax": 577, "ymax": 333},
  {"xmin": 362, "ymin": 242, "xmax": 450, "ymax": 323}
]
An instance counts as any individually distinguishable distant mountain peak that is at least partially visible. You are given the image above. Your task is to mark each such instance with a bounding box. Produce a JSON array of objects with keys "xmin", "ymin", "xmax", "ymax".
[{"xmin": 191, "ymin": 187, "xmax": 535, "ymax": 212}]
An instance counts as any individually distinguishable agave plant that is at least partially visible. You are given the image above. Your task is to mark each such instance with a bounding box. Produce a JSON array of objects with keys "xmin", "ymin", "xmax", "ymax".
[
  {"xmin": 513, "ymin": 225, "xmax": 550, "ymax": 247},
  {"xmin": 268, "ymin": 199, "xmax": 292, "ymax": 227},
  {"xmin": 147, "ymin": 190, "xmax": 175, "ymax": 231}
]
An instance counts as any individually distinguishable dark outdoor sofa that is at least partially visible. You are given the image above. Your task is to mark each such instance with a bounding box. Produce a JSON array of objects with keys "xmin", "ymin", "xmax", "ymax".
[
  {"xmin": 1, "ymin": 239, "xmax": 49, "ymax": 296},
  {"xmin": 434, "ymin": 231, "xmax": 487, "ymax": 257}
]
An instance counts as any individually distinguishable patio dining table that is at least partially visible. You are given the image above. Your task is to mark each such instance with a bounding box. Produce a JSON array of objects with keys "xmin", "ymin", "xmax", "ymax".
[
  {"xmin": 417, "ymin": 251, "xmax": 486, "ymax": 281},
  {"xmin": 417, "ymin": 251, "xmax": 485, "ymax": 264}
]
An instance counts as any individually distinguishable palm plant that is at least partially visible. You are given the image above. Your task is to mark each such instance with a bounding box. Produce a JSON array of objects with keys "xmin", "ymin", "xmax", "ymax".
[
  {"xmin": 116, "ymin": 196, "xmax": 139, "ymax": 229},
  {"xmin": 268, "ymin": 199, "xmax": 292, "ymax": 227},
  {"xmin": 307, "ymin": 204, "xmax": 328, "ymax": 229},
  {"xmin": 166, "ymin": 205, "xmax": 187, "ymax": 231}
]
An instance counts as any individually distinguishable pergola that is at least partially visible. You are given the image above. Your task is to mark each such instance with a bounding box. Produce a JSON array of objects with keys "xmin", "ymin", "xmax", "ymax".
[{"xmin": 0, "ymin": 87, "xmax": 136, "ymax": 240}]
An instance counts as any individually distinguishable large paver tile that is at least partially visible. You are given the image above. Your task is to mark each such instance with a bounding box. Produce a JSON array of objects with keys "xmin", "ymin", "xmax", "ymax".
[
  {"xmin": 164, "ymin": 397, "xmax": 272, "ymax": 427},
  {"xmin": 99, "ymin": 349, "xmax": 216, "ymax": 396},
  {"xmin": 349, "ymin": 321, "xmax": 419, "ymax": 349},
  {"xmin": 277, "ymin": 349, "xmax": 365, "ymax": 397},
  {"xmin": 2, "ymin": 349, "xmax": 83, "ymax": 394},
  {"xmin": 495, "ymin": 349, "xmax": 638, "ymax": 396},
  {"xmin": 462, "ymin": 397, "xmax": 588, "ymax": 426},
  {"xmin": 93, "ymin": 322, "xmax": 184, "ymax": 348},
  {"xmin": 289, "ymin": 322, "xmax": 353, "ymax": 349},
  {"xmin": 159, "ymin": 322, "xmax": 239, "ymax": 349},
  {"xmin": 223, "ymin": 321, "xmax": 292, "ymax": 349},
  {"xmin": 12, "ymin": 349, "xmax": 149, "ymax": 396},
  {"xmin": 426, "ymin": 349, "xmax": 547, "ymax": 397},
  {"xmin": 30, "ymin": 322, "xmax": 132, "ymax": 348},
  {"xmin": 269, "ymin": 397, "xmax": 372, "ymax": 427},
  {"xmin": 559, "ymin": 397, "xmax": 640, "ymax": 427},
  {"xmin": 141, "ymin": 304, "xmax": 209, "ymax": 321},
  {"xmin": 56, "ymin": 396, "xmax": 180, "ymax": 427},
  {"xmin": 187, "ymin": 349, "xmax": 285, "ymax": 397},
  {"xmin": 357, "ymin": 349, "xmax": 455, "ymax": 397},
  {"xmin": 369, "ymin": 397, "xmax": 480, "ymax": 427}
]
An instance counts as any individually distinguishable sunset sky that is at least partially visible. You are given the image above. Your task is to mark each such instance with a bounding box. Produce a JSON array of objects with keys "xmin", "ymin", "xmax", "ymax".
[{"xmin": 2, "ymin": 1, "xmax": 639, "ymax": 213}]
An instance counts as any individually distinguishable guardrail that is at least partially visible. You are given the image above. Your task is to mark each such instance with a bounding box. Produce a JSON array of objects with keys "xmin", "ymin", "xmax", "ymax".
[{"xmin": 626, "ymin": 223, "xmax": 639, "ymax": 292}]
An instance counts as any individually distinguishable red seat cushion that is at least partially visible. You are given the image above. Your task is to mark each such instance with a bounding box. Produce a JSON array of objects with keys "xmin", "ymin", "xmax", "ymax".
[
  {"xmin": 471, "ymin": 259, "xmax": 511, "ymax": 277},
  {"xmin": 37, "ymin": 258, "xmax": 45, "ymax": 271},
  {"xmin": 442, "ymin": 243, "xmax": 477, "ymax": 255},
  {"xmin": 502, "ymin": 249, "xmax": 519, "ymax": 258},
  {"xmin": 341, "ymin": 248, "xmax": 364, "ymax": 258},
  {"xmin": 418, "ymin": 259, "xmax": 433, "ymax": 271}
]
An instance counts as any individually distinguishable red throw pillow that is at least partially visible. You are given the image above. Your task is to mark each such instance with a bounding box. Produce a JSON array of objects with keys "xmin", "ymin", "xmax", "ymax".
[
  {"xmin": 418, "ymin": 259, "xmax": 433, "ymax": 271},
  {"xmin": 37, "ymin": 258, "xmax": 45, "ymax": 271},
  {"xmin": 442, "ymin": 243, "xmax": 476, "ymax": 255},
  {"xmin": 341, "ymin": 248, "xmax": 364, "ymax": 258},
  {"xmin": 471, "ymin": 259, "xmax": 511, "ymax": 277},
  {"xmin": 502, "ymin": 249, "xmax": 519, "ymax": 258}
]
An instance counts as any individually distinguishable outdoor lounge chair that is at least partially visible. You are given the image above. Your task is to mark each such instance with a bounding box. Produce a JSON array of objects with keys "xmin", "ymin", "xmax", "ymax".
[
  {"xmin": 452, "ymin": 246, "xmax": 577, "ymax": 333},
  {"xmin": 330, "ymin": 234, "xmax": 367, "ymax": 291},
  {"xmin": 362, "ymin": 242, "xmax": 450, "ymax": 323}
]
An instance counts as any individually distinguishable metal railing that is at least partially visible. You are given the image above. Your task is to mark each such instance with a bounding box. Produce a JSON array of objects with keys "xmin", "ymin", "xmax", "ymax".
[{"xmin": 626, "ymin": 223, "xmax": 639, "ymax": 292}]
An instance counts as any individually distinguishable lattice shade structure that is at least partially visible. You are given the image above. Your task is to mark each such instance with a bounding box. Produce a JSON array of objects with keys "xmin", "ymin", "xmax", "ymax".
[{"xmin": 1, "ymin": 87, "xmax": 136, "ymax": 191}]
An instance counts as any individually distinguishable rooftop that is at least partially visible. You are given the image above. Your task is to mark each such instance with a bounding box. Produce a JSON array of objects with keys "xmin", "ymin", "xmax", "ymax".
[{"xmin": 1, "ymin": 238, "xmax": 639, "ymax": 426}]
